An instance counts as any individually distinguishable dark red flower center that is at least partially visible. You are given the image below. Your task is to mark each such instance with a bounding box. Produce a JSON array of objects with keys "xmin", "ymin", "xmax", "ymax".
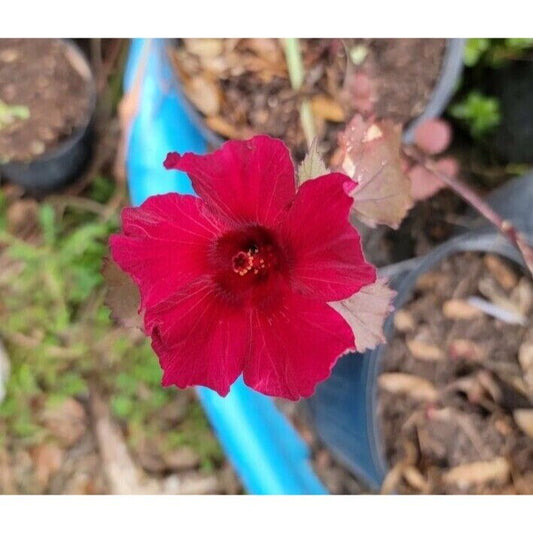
[
  {"xmin": 211, "ymin": 225, "xmax": 288, "ymax": 308},
  {"xmin": 231, "ymin": 243, "xmax": 279, "ymax": 278}
]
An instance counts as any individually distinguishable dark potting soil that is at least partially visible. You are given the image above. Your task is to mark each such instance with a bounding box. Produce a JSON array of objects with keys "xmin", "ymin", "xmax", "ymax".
[
  {"xmin": 346, "ymin": 38, "xmax": 446, "ymax": 124},
  {"xmin": 279, "ymin": 252, "xmax": 533, "ymax": 494},
  {"xmin": 170, "ymin": 39, "xmax": 446, "ymax": 162},
  {"xmin": 378, "ymin": 252, "xmax": 533, "ymax": 494},
  {"xmin": 0, "ymin": 39, "xmax": 92, "ymax": 163}
]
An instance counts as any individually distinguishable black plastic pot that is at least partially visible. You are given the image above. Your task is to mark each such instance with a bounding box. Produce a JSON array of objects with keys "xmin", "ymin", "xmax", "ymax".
[
  {"xmin": 305, "ymin": 172, "xmax": 533, "ymax": 491},
  {"xmin": 173, "ymin": 39, "xmax": 466, "ymax": 147},
  {"xmin": 403, "ymin": 38, "xmax": 466, "ymax": 142},
  {"xmin": 0, "ymin": 40, "xmax": 97, "ymax": 194}
]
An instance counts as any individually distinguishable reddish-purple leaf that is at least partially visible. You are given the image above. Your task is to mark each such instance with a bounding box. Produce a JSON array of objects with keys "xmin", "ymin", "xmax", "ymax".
[
  {"xmin": 330, "ymin": 278, "xmax": 396, "ymax": 353},
  {"xmin": 408, "ymin": 157, "xmax": 458, "ymax": 201},
  {"xmin": 338, "ymin": 114, "xmax": 413, "ymax": 229},
  {"xmin": 347, "ymin": 71, "xmax": 376, "ymax": 115},
  {"xmin": 414, "ymin": 119, "xmax": 452, "ymax": 155},
  {"xmin": 408, "ymin": 164, "xmax": 444, "ymax": 201},
  {"xmin": 102, "ymin": 257, "xmax": 143, "ymax": 330}
]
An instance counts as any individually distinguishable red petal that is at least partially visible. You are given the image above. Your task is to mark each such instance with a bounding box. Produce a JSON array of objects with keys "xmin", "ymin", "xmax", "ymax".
[
  {"xmin": 110, "ymin": 193, "xmax": 226, "ymax": 309},
  {"xmin": 145, "ymin": 278, "xmax": 247, "ymax": 396},
  {"xmin": 243, "ymin": 292, "xmax": 355, "ymax": 400},
  {"xmin": 164, "ymin": 136, "xmax": 296, "ymax": 226},
  {"xmin": 163, "ymin": 152, "xmax": 181, "ymax": 169},
  {"xmin": 279, "ymin": 173, "xmax": 376, "ymax": 301}
]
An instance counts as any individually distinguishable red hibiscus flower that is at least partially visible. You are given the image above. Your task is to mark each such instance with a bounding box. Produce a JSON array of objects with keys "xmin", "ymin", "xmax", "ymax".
[{"xmin": 110, "ymin": 136, "xmax": 376, "ymax": 400}]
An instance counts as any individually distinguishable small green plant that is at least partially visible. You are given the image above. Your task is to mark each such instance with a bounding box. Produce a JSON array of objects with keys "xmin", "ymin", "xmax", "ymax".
[
  {"xmin": 0, "ymin": 185, "xmax": 223, "ymax": 469},
  {"xmin": 486, "ymin": 38, "xmax": 533, "ymax": 66},
  {"xmin": 463, "ymin": 38, "xmax": 533, "ymax": 68},
  {"xmin": 0, "ymin": 99, "xmax": 30, "ymax": 130},
  {"xmin": 0, "ymin": 199, "xmax": 118, "ymax": 443},
  {"xmin": 448, "ymin": 38, "xmax": 533, "ymax": 142},
  {"xmin": 449, "ymin": 91, "xmax": 501, "ymax": 139},
  {"xmin": 463, "ymin": 38, "xmax": 491, "ymax": 67}
]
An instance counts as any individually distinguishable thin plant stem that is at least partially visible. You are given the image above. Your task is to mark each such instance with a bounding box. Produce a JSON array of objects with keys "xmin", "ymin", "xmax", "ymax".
[
  {"xmin": 403, "ymin": 144, "xmax": 533, "ymax": 277},
  {"xmin": 282, "ymin": 38, "xmax": 316, "ymax": 149}
]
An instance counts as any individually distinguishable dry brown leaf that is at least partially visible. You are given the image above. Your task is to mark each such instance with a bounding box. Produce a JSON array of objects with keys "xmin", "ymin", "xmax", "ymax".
[
  {"xmin": 90, "ymin": 387, "xmax": 158, "ymax": 494},
  {"xmin": 30, "ymin": 443, "xmax": 64, "ymax": 489},
  {"xmin": 446, "ymin": 375, "xmax": 486, "ymax": 405},
  {"xmin": 494, "ymin": 418, "xmax": 513, "ymax": 437},
  {"xmin": 330, "ymin": 278, "xmax": 395, "ymax": 353},
  {"xmin": 381, "ymin": 441, "xmax": 418, "ymax": 494},
  {"xmin": 236, "ymin": 39, "xmax": 286, "ymax": 79},
  {"xmin": 205, "ymin": 115, "xmax": 251, "ymax": 139},
  {"xmin": 518, "ymin": 342, "xmax": 533, "ymax": 394},
  {"xmin": 12, "ymin": 450, "xmax": 34, "ymax": 494},
  {"xmin": 513, "ymin": 409, "xmax": 533, "ymax": 438},
  {"xmin": 311, "ymin": 95, "xmax": 345, "ymax": 122},
  {"xmin": 442, "ymin": 299, "xmax": 483, "ymax": 320},
  {"xmin": 43, "ymin": 397, "xmax": 87, "ymax": 447},
  {"xmin": 162, "ymin": 472, "xmax": 221, "ymax": 495},
  {"xmin": 183, "ymin": 77, "xmax": 221, "ymax": 117},
  {"xmin": 484, "ymin": 254, "xmax": 518, "ymax": 290},
  {"xmin": 102, "ymin": 257, "xmax": 143, "ymax": 330},
  {"xmin": 164, "ymin": 447, "xmax": 201, "ymax": 471},
  {"xmin": 407, "ymin": 338, "xmax": 444, "ymax": 362},
  {"xmin": 380, "ymin": 462, "xmax": 404, "ymax": 495},
  {"xmin": 478, "ymin": 277, "xmax": 521, "ymax": 314},
  {"xmin": 477, "ymin": 370, "xmax": 503, "ymax": 403},
  {"xmin": 513, "ymin": 472, "xmax": 533, "ymax": 494},
  {"xmin": 511, "ymin": 278, "xmax": 533, "ymax": 315},
  {"xmin": 426, "ymin": 406, "xmax": 453, "ymax": 422},
  {"xmin": 378, "ymin": 373, "xmax": 438, "ymax": 402},
  {"xmin": 443, "ymin": 458, "xmax": 510, "ymax": 489},
  {"xmin": 246, "ymin": 39, "xmax": 283, "ymax": 64},
  {"xmin": 89, "ymin": 387, "xmax": 218, "ymax": 494},
  {"xmin": 0, "ymin": 446, "xmax": 15, "ymax": 494},
  {"xmin": 448, "ymin": 339, "xmax": 486, "ymax": 361},
  {"xmin": 6, "ymin": 199, "xmax": 39, "ymax": 236},
  {"xmin": 337, "ymin": 114, "xmax": 413, "ymax": 229},
  {"xmin": 519, "ymin": 342, "xmax": 533, "ymax": 372},
  {"xmin": 415, "ymin": 271, "xmax": 447, "ymax": 291},
  {"xmin": 393, "ymin": 309, "xmax": 416, "ymax": 333},
  {"xmin": 403, "ymin": 465, "xmax": 430, "ymax": 493},
  {"xmin": 182, "ymin": 39, "xmax": 223, "ymax": 58},
  {"xmin": 183, "ymin": 76, "xmax": 221, "ymax": 117},
  {"xmin": 134, "ymin": 437, "xmax": 167, "ymax": 474}
]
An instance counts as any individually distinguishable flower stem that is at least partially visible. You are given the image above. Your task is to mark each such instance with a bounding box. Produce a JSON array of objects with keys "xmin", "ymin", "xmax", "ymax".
[
  {"xmin": 403, "ymin": 145, "xmax": 533, "ymax": 277},
  {"xmin": 282, "ymin": 38, "xmax": 316, "ymax": 149}
]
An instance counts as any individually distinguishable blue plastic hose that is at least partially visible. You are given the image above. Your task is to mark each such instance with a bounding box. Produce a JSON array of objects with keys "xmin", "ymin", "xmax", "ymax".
[{"xmin": 123, "ymin": 38, "xmax": 327, "ymax": 495}]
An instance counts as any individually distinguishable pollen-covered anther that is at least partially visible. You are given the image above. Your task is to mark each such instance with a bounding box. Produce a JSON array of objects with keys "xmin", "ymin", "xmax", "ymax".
[
  {"xmin": 232, "ymin": 250, "xmax": 253, "ymax": 276},
  {"xmin": 231, "ymin": 244, "xmax": 277, "ymax": 277}
]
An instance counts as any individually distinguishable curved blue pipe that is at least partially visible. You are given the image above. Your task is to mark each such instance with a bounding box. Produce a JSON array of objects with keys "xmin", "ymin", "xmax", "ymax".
[{"xmin": 124, "ymin": 38, "xmax": 327, "ymax": 495}]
